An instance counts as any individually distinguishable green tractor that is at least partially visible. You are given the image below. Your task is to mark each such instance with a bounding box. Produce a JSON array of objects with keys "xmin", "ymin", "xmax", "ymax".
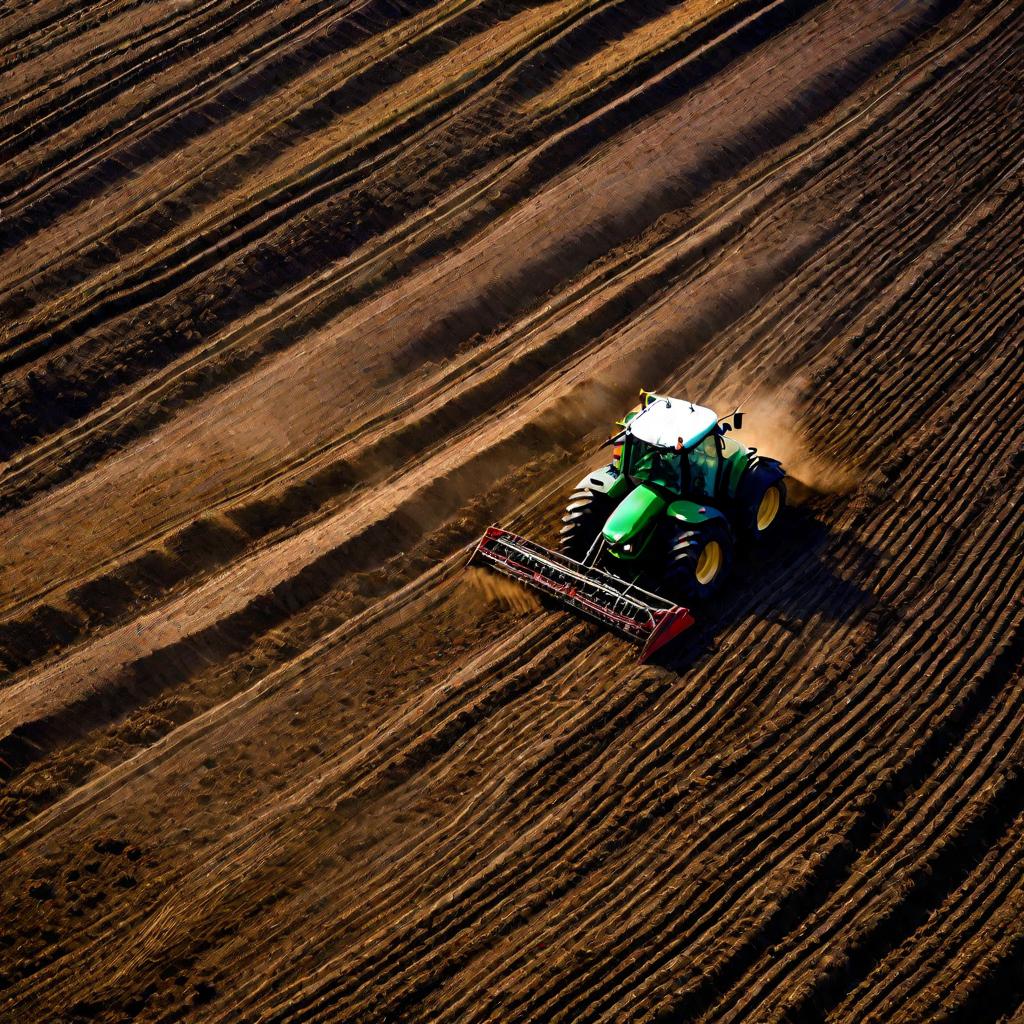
[
  {"xmin": 470, "ymin": 392, "xmax": 785, "ymax": 659},
  {"xmin": 560, "ymin": 390, "xmax": 786, "ymax": 603}
]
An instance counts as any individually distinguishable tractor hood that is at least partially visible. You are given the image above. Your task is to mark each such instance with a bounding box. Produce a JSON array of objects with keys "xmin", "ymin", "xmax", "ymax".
[{"xmin": 602, "ymin": 484, "xmax": 667, "ymax": 546}]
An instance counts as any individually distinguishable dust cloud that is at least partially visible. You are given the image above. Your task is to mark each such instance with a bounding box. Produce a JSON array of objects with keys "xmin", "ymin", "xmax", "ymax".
[
  {"xmin": 463, "ymin": 567, "xmax": 541, "ymax": 613},
  {"xmin": 729, "ymin": 390, "xmax": 855, "ymax": 500}
]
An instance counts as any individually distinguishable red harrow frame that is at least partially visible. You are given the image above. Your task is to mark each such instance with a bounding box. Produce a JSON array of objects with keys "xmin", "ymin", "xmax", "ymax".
[{"xmin": 469, "ymin": 526, "xmax": 694, "ymax": 661}]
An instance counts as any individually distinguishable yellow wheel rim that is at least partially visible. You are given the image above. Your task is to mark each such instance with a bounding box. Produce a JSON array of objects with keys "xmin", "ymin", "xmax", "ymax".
[
  {"xmin": 695, "ymin": 540, "xmax": 722, "ymax": 585},
  {"xmin": 757, "ymin": 485, "xmax": 781, "ymax": 532}
]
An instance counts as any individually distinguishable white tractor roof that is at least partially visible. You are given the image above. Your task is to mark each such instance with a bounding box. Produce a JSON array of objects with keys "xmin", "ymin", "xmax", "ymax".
[{"xmin": 629, "ymin": 399, "xmax": 717, "ymax": 449}]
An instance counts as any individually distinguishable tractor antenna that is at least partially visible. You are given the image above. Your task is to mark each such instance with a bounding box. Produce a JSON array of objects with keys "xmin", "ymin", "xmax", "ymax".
[
  {"xmin": 718, "ymin": 389, "xmax": 754, "ymax": 430},
  {"xmin": 736, "ymin": 387, "xmax": 755, "ymax": 411}
]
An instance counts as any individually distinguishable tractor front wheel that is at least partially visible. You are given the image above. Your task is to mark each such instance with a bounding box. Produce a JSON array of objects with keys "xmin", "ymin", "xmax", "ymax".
[
  {"xmin": 559, "ymin": 487, "xmax": 611, "ymax": 563},
  {"xmin": 664, "ymin": 519, "xmax": 734, "ymax": 605}
]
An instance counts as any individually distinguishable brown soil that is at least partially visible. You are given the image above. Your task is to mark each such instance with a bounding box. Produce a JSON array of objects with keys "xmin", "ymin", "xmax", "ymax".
[{"xmin": 2, "ymin": 0, "xmax": 1023, "ymax": 1020}]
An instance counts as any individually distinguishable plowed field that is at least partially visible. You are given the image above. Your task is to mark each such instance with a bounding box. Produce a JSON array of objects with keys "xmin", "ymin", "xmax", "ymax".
[{"xmin": 2, "ymin": 0, "xmax": 1023, "ymax": 1020}]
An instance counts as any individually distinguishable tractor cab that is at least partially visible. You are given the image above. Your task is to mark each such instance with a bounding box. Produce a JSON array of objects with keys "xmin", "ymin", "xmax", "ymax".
[{"xmin": 619, "ymin": 398, "xmax": 723, "ymax": 500}]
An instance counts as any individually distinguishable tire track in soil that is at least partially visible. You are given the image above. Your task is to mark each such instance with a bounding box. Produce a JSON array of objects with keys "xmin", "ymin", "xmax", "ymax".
[
  {"xmin": 0, "ymin": 0, "xmax": 991, "ymax": 622},
  {"xmin": 2, "ymin": 0, "xmax": 1023, "ymax": 1021},
  {"xmin": 1, "ymin": 0, "xmax": 930, "ymax": 468}
]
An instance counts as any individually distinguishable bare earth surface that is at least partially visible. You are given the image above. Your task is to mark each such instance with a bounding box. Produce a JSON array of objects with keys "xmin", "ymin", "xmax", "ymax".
[{"xmin": 1, "ymin": 0, "xmax": 1023, "ymax": 1020}]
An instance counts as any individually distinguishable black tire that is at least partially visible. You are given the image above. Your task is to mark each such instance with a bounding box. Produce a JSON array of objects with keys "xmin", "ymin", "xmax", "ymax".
[
  {"xmin": 738, "ymin": 466, "xmax": 787, "ymax": 542},
  {"xmin": 663, "ymin": 518, "xmax": 734, "ymax": 605},
  {"xmin": 559, "ymin": 487, "xmax": 610, "ymax": 563}
]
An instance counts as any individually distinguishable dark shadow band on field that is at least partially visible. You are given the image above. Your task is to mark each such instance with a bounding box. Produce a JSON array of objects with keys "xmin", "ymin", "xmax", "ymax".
[{"xmin": 0, "ymin": 0, "xmax": 966, "ymax": 488}]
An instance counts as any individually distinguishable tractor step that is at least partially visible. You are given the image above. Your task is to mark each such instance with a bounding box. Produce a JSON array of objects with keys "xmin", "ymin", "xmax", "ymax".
[{"xmin": 468, "ymin": 526, "xmax": 694, "ymax": 661}]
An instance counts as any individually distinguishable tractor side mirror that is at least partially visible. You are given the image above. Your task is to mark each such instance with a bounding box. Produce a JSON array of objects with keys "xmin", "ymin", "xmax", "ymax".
[{"xmin": 733, "ymin": 411, "xmax": 744, "ymax": 430}]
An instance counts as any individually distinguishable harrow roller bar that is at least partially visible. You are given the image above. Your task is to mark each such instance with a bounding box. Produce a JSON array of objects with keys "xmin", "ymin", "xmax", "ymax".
[{"xmin": 469, "ymin": 526, "xmax": 694, "ymax": 661}]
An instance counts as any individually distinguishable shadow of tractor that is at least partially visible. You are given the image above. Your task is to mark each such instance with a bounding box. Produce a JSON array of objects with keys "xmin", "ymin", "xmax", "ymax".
[{"xmin": 654, "ymin": 499, "xmax": 880, "ymax": 673}]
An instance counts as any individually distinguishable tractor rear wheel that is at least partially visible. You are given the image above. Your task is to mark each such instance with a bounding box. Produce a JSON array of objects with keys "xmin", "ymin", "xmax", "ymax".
[
  {"xmin": 664, "ymin": 519, "xmax": 734, "ymax": 605},
  {"xmin": 559, "ymin": 487, "xmax": 610, "ymax": 563}
]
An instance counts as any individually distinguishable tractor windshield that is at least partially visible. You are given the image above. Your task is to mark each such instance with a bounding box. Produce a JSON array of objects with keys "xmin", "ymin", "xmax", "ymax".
[
  {"xmin": 625, "ymin": 438, "xmax": 685, "ymax": 492},
  {"xmin": 624, "ymin": 430, "xmax": 720, "ymax": 497}
]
